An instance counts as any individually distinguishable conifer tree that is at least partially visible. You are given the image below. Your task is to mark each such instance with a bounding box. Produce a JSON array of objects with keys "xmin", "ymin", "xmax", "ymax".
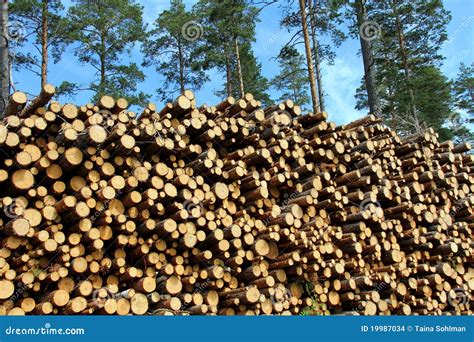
[
  {"xmin": 9, "ymin": 0, "xmax": 67, "ymax": 87},
  {"xmin": 194, "ymin": 0, "xmax": 267, "ymax": 99},
  {"xmin": 354, "ymin": 0, "xmax": 452, "ymax": 135},
  {"xmin": 272, "ymin": 46, "xmax": 310, "ymax": 108},
  {"xmin": 143, "ymin": 0, "xmax": 208, "ymax": 101},
  {"xmin": 65, "ymin": 0, "xmax": 148, "ymax": 104}
]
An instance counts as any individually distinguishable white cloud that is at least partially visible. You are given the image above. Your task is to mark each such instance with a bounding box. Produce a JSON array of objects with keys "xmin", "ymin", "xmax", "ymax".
[
  {"xmin": 140, "ymin": 0, "xmax": 168, "ymax": 25},
  {"xmin": 322, "ymin": 58, "xmax": 365, "ymax": 125}
]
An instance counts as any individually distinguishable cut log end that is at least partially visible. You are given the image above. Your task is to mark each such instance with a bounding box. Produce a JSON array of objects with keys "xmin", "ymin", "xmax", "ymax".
[{"xmin": 0, "ymin": 280, "xmax": 14, "ymax": 299}]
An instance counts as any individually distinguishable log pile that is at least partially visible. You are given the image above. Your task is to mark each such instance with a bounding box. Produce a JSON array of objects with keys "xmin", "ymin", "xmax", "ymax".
[{"xmin": 0, "ymin": 85, "xmax": 472, "ymax": 315}]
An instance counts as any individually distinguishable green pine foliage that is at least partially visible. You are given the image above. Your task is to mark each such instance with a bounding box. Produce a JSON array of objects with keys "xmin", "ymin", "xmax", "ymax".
[
  {"xmin": 354, "ymin": 0, "xmax": 457, "ymax": 139},
  {"xmin": 193, "ymin": 0, "xmax": 269, "ymax": 100},
  {"xmin": 271, "ymin": 46, "xmax": 310, "ymax": 109},
  {"xmin": 142, "ymin": 0, "xmax": 208, "ymax": 102},
  {"xmin": 217, "ymin": 41, "xmax": 271, "ymax": 104},
  {"xmin": 452, "ymin": 63, "xmax": 474, "ymax": 117},
  {"xmin": 449, "ymin": 63, "xmax": 474, "ymax": 143},
  {"xmin": 9, "ymin": 0, "xmax": 67, "ymax": 82},
  {"xmin": 64, "ymin": 0, "xmax": 148, "ymax": 105},
  {"xmin": 280, "ymin": 0, "xmax": 346, "ymax": 65},
  {"xmin": 411, "ymin": 66, "xmax": 456, "ymax": 141}
]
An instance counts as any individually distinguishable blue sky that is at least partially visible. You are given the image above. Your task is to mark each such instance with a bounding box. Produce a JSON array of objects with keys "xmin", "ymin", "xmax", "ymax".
[{"xmin": 11, "ymin": 0, "xmax": 474, "ymax": 125}]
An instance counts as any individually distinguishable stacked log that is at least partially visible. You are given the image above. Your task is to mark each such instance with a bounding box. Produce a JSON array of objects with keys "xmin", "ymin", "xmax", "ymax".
[{"xmin": 0, "ymin": 85, "xmax": 472, "ymax": 316}]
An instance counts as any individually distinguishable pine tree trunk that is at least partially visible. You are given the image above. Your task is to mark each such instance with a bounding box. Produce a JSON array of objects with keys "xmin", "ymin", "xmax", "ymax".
[
  {"xmin": 308, "ymin": 0, "xmax": 324, "ymax": 112},
  {"xmin": 0, "ymin": 0, "xmax": 9, "ymax": 118},
  {"xmin": 41, "ymin": 0, "xmax": 48, "ymax": 88},
  {"xmin": 298, "ymin": 0, "xmax": 319, "ymax": 115},
  {"xmin": 177, "ymin": 38, "xmax": 185, "ymax": 93},
  {"xmin": 292, "ymin": 83, "xmax": 298, "ymax": 102},
  {"xmin": 355, "ymin": 0, "xmax": 379, "ymax": 115},
  {"xmin": 100, "ymin": 32, "xmax": 106, "ymax": 95},
  {"xmin": 387, "ymin": 81, "xmax": 398, "ymax": 131},
  {"xmin": 225, "ymin": 51, "xmax": 233, "ymax": 97},
  {"xmin": 391, "ymin": 0, "xmax": 420, "ymax": 132},
  {"xmin": 313, "ymin": 43, "xmax": 324, "ymax": 111},
  {"xmin": 234, "ymin": 38, "xmax": 244, "ymax": 98}
]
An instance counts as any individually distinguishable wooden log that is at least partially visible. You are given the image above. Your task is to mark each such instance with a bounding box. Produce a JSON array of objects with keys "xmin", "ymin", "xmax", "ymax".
[
  {"xmin": 20, "ymin": 84, "xmax": 56, "ymax": 117},
  {"xmin": 4, "ymin": 91, "xmax": 28, "ymax": 117}
]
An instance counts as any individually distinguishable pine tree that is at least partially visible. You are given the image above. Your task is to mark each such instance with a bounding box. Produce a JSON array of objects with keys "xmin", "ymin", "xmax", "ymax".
[
  {"xmin": 452, "ymin": 62, "xmax": 474, "ymax": 117},
  {"xmin": 272, "ymin": 46, "xmax": 310, "ymax": 108},
  {"xmin": 65, "ymin": 0, "xmax": 148, "ymax": 104},
  {"xmin": 333, "ymin": 0, "xmax": 381, "ymax": 114},
  {"xmin": 280, "ymin": 0, "xmax": 345, "ymax": 112},
  {"xmin": 354, "ymin": 0, "xmax": 379, "ymax": 114},
  {"xmin": 355, "ymin": 0, "xmax": 452, "ymax": 135},
  {"xmin": 193, "ymin": 0, "xmax": 262, "ymax": 98},
  {"xmin": 229, "ymin": 41, "xmax": 271, "ymax": 104},
  {"xmin": 9, "ymin": 0, "xmax": 67, "ymax": 88},
  {"xmin": 142, "ymin": 0, "xmax": 208, "ymax": 102},
  {"xmin": 308, "ymin": 0, "xmax": 323, "ymax": 110},
  {"xmin": 411, "ymin": 66, "xmax": 456, "ymax": 140},
  {"xmin": 448, "ymin": 62, "xmax": 474, "ymax": 143},
  {"xmin": 298, "ymin": 0, "xmax": 319, "ymax": 114}
]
